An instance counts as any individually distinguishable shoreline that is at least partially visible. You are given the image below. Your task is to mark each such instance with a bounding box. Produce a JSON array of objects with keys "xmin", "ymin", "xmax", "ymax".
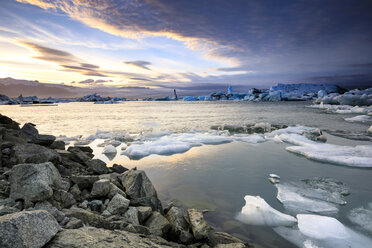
[{"xmin": 0, "ymin": 113, "xmax": 250, "ymax": 247}]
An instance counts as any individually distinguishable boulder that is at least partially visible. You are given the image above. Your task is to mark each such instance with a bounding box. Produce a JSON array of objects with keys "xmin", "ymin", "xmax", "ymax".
[
  {"xmin": 10, "ymin": 162, "xmax": 62, "ymax": 204},
  {"xmin": 88, "ymin": 200, "xmax": 103, "ymax": 212},
  {"xmin": 86, "ymin": 159, "xmax": 110, "ymax": 175},
  {"xmin": 50, "ymin": 140, "xmax": 65, "ymax": 150},
  {"xmin": 0, "ymin": 205, "xmax": 19, "ymax": 216},
  {"xmin": 0, "ymin": 210, "xmax": 61, "ymax": 248},
  {"xmin": 187, "ymin": 209, "xmax": 212, "ymax": 241},
  {"xmin": 12, "ymin": 143, "xmax": 61, "ymax": 165},
  {"xmin": 104, "ymin": 193, "xmax": 130, "ymax": 215},
  {"xmin": 71, "ymin": 175, "xmax": 99, "ymax": 190},
  {"xmin": 166, "ymin": 206, "xmax": 194, "ymax": 244},
  {"xmin": 123, "ymin": 206, "xmax": 139, "ymax": 225},
  {"xmin": 20, "ymin": 123, "xmax": 38, "ymax": 142},
  {"xmin": 120, "ymin": 169, "xmax": 162, "ymax": 211},
  {"xmin": 63, "ymin": 207, "xmax": 114, "ymax": 229},
  {"xmin": 0, "ymin": 114, "xmax": 20, "ymax": 130},
  {"xmin": 67, "ymin": 146, "xmax": 92, "ymax": 164},
  {"xmin": 137, "ymin": 206, "xmax": 152, "ymax": 223},
  {"xmin": 64, "ymin": 217, "xmax": 83, "ymax": 229},
  {"xmin": 35, "ymin": 134, "xmax": 56, "ymax": 147},
  {"xmin": 108, "ymin": 182, "xmax": 126, "ymax": 199},
  {"xmin": 32, "ymin": 201, "xmax": 65, "ymax": 222},
  {"xmin": 52, "ymin": 189, "xmax": 76, "ymax": 209},
  {"xmin": 90, "ymin": 179, "xmax": 111, "ymax": 198},
  {"xmin": 144, "ymin": 211, "xmax": 171, "ymax": 237},
  {"xmin": 208, "ymin": 231, "xmax": 247, "ymax": 247},
  {"xmin": 45, "ymin": 226, "xmax": 185, "ymax": 248},
  {"xmin": 112, "ymin": 163, "xmax": 128, "ymax": 173}
]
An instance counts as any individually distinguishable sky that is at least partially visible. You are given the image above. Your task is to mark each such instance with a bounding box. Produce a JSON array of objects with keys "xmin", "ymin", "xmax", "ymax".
[{"xmin": 0, "ymin": 0, "xmax": 371, "ymax": 97}]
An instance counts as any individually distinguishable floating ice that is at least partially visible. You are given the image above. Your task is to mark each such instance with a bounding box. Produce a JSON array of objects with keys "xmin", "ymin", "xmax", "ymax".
[
  {"xmin": 233, "ymin": 133, "xmax": 265, "ymax": 143},
  {"xmin": 85, "ymin": 134, "xmax": 96, "ymax": 141},
  {"xmin": 307, "ymin": 103, "xmax": 372, "ymax": 114},
  {"xmin": 368, "ymin": 125, "xmax": 372, "ymax": 134},
  {"xmin": 74, "ymin": 140, "xmax": 91, "ymax": 146},
  {"xmin": 276, "ymin": 177, "xmax": 349, "ymax": 215},
  {"xmin": 102, "ymin": 144, "xmax": 117, "ymax": 154},
  {"xmin": 236, "ymin": 195, "xmax": 297, "ymax": 226},
  {"xmin": 275, "ymin": 214, "xmax": 372, "ymax": 248},
  {"xmin": 96, "ymin": 130, "xmax": 113, "ymax": 139},
  {"xmin": 348, "ymin": 203, "xmax": 372, "ymax": 234},
  {"xmin": 268, "ymin": 174, "xmax": 280, "ymax": 183},
  {"xmin": 276, "ymin": 133, "xmax": 372, "ymax": 167},
  {"xmin": 344, "ymin": 115, "xmax": 371, "ymax": 122}
]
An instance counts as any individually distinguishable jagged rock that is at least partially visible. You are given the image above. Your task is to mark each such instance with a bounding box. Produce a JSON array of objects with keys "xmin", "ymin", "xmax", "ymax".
[
  {"xmin": 120, "ymin": 169, "xmax": 162, "ymax": 211},
  {"xmin": 187, "ymin": 209, "xmax": 212, "ymax": 241},
  {"xmin": 86, "ymin": 159, "xmax": 110, "ymax": 175},
  {"xmin": 20, "ymin": 123, "xmax": 38, "ymax": 142},
  {"xmin": 0, "ymin": 114, "xmax": 20, "ymax": 130},
  {"xmin": 67, "ymin": 146, "xmax": 92, "ymax": 164},
  {"xmin": 208, "ymin": 231, "xmax": 247, "ymax": 247},
  {"xmin": 35, "ymin": 134, "xmax": 56, "ymax": 146},
  {"xmin": 166, "ymin": 206, "xmax": 194, "ymax": 244},
  {"xmin": 104, "ymin": 193, "xmax": 130, "ymax": 215},
  {"xmin": 10, "ymin": 162, "xmax": 62, "ymax": 204},
  {"xmin": 74, "ymin": 146, "xmax": 93, "ymax": 154},
  {"xmin": 45, "ymin": 227, "xmax": 186, "ymax": 248},
  {"xmin": 90, "ymin": 179, "xmax": 111, "ymax": 198},
  {"xmin": 63, "ymin": 207, "xmax": 116, "ymax": 229},
  {"xmin": 112, "ymin": 163, "xmax": 128, "ymax": 173},
  {"xmin": 69, "ymin": 184, "xmax": 82, "ymax": 201},
  {"xmin": 124, "ymin": 223, "xmax": 151, "ymax": 235},
  {"xmin": 64, "ymin": 217, "xmax": 83, "ymax": 229},
  {"xmin": 108, "ymin": 182, "xmax": 126, "ymax": 199},
  {"xmin": 137, "ymin": 206, "xmax": 152, "ymax": 224},
  {"xmin": 145, "ymin": 211, "xmax": 171, "ymax": 237},
  {"xmin": 12, "ymin": 143, "xmax": 61, "ymax": 165},
  {"xmin": 123, "ymin": 206, "xmax": 139, "ymax": 225},
  {"xmin": 32, "ymin": 201, "xmax": 65, "ymax": 222},
  {"xmin": 71, "ymin": 175, "xmax": 99, "ymax": 190},
  {"xmin": 53, "ymin": 189, "xmax": 76, "ymax": 209},
  {"xmin": 0, "ymin": 210, "xmax": 61, "ymax": 248},
  {"xmin": 0, "ymin": 205, "xmax": 19, "ymax": 216},
  {"xmin": 50, "ymin": 140, "xmax": 65, "ymax": 150},
  {"xmin": 60, "ymin": 179, "xmax": 71, "ymax": 191}
]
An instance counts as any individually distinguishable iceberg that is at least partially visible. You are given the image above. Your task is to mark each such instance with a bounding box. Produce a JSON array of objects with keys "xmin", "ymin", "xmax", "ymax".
[
  {"xmin": 275, "ymin": 177, "xmax": 349, "ymax": 215},
  {"xmin": 236, "ymin": 195, "xmax": 297, "ymax": 226},
  {"xmin": 344, "ymin": 115, "xmax": 371, "ymax": 122},
  {"xmin": 348, "ymin": 203, "xmax": 372, "ymax": 234},
  {"xmin": 275, "ymin": 214, "xmax": 372, "ymax": 248},
  {"xmin": 233, "ymin": 133, "xmax": 265, "ymax": 143},
  {"xmin": 102, "ymin": 144, "xmax": 117, "ymax": 154}
]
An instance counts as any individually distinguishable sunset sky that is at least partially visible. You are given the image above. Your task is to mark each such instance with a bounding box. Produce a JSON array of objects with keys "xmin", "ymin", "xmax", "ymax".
[{"xmin": 0, "ymin": 0, "xmax": 371, "ymax": 94}]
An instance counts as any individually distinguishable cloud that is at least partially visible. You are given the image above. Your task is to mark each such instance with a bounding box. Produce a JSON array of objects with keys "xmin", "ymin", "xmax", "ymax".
[{"xmin": 123, "ymin": 60, "xmax": 152, "ymax": 70}]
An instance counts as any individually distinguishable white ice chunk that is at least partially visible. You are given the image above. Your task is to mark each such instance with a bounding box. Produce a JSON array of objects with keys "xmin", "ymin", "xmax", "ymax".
[
  {"xmin": 233, "ymin": 133, "xmax": 265, "ymax": 143},
  {"xmin": 85, "ymin": 134, "xmax": 96, "ymax": 141},
  {"xmin": 74, "ymin": 140, "xmax": 91, "ymax": 146},
  {"xmin": 348, "ymin": 203, "xmax": 372, "ymax": 234},
  {"xmin": 96, "ymin": 130, "xmax": 113, "ymax": 139},
  {"xmin": 368, "ymin": 125, "xmax": 372, "ymax": 134},
  {"xmin": 270, "ymin": 174, "xmax": 280, "ymax": 179},
  {"xmin": 236, "ymin": 195, "xmax": 297, "ymax": 226},
  {"xmin": 344, "ymin": 115, "xmax": 371, "ymax": 122},
  {"xmin": 103, "ymin": 144, "xmax": 117, "ymax": 154},
  {"xmin": 275, "ymin": 214, "xmax": 372, "ymax": 248}
]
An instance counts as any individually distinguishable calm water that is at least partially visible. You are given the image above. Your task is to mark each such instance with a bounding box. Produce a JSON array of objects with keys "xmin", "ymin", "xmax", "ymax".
[{"xmin": 1, "ymin": 101, "xmax": 371, "ymax": 247}]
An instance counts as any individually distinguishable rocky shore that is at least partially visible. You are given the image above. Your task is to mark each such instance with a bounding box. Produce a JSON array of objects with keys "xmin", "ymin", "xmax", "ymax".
[{"xmin": 0, "ymin": 114, "xmax": 250, "ymax": 248}]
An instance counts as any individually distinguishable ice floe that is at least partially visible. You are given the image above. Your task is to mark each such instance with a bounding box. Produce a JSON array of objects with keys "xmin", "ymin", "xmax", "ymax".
[
  {"xmin": 268, "ymin": 174, "xmax": 280, "ymax": 184},
  {"xmin": 275, "ymin": 214, "xmax": 372, "ymax": 248},
  {"xmin": 344, "ymin": 115, "xmax": 371, "ymax": 122},
  {"xmin": 233, "ymin": 133, "xmax": 265, "ymax": 143},
  {"xmin": 102, "ymin": 144, "xmax": 117, "ymax": 154},
  {"xmin": 236, "ymin": 195, "xmax": 297, "ymax": 226},
  {"xmin": 275, "ymin": 177, "xmax": 349, "ymax": 215},
  {"xmin": 348, "ymin": 203, "xmax": 372, "ymax": 234}
]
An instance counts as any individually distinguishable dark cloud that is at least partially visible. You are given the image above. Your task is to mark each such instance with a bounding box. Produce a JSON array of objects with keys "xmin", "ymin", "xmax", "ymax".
[
  {"xmin": 123, "ymin": 60, "xmax": 152, "ymax": 70},
  {"xmin": 130, "ymin": 77, "xmax": 152, "ymax": 81}
]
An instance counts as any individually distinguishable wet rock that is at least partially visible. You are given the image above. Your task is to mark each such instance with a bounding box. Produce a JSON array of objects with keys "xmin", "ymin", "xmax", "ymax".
[
  {"xmin": 137, "ymin": 206, "xmax": 152, "ymax": 223},
  {"xmin": 64, "ymin": 217, "xmax": 83, "ymax": 229},
  {"xmin": 46, "ymin": 226, "xmax": 186, "ymax": 248},
  {"xmin": 10, "ymin": 162, "xmax": 62, "ymax": 204},
  {"xmin": 0, "ymin": 210, "xmax": 61, "ymax": 248},
  {"xmin": 71, "ymin": 175, "xmax": 99, "ymax": 190},
  {"xmin": 86, "ymin": 159, "xmax": 110, "ymax": 175},
  {"xmin": 120, "ymin": 169, "xmax": 162, "ymax": 211},
  {"xmin": 104, "ymin": 193, "xmax": 130, "ymax": 215},
  {"xmin": 112, "ymin": 163, "xmax": 128, "ymax": 173},
  {"xmin": 145, "ymin": 211, "xmax": 171, "ymax": 237},
  {"xmin": 187, "ymin": 209, "xmax": 212, "ymax": 241},
  {"xmin": 12, "ymin": 143, "xmax": 61, "ymax": 165},
  {"xmin": 166, "ymin": 206, "xmax": 194, "ymax": 244},
  {"xmin": 208, "ymin": 231, "xmax": 247, "ymax": 247},
  {"xmin": 90, "ymin": 179, "xmax": 111, "ymax": 198}
]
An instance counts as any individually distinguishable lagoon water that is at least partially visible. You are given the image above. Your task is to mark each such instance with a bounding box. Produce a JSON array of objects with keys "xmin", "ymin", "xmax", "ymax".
[{"xmin": 1, "ymin": 101, "xmax": 371, "ymax": 247}]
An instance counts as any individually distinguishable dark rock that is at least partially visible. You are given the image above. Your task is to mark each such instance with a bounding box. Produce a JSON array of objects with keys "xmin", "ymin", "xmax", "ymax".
[
  {"xmin": 10, "ymin": 162, "xmax": 62, "ymax": 204},
  {"xmin": 0, "ymin": 114, "xmax": 20, "ymax": 130},
  {"xmin": 166, "ymin": 206, "xmax": 194, "ymax": 244},
  {"xmin": 63, "ymin": 207, "xmax": 116, "ymax": 229},
  {"xmin": 120, "ymin": 169, "xmax": 162, "ymax": 211},
  {"xmin": 20, "ymin": 123, "xmax": 38, "ymax": 142},
  {"xmin": 103, "ymin": 193, "xmax": 130, "ymax": 216},
  {"xmin": 67, "ymin": 146, "xmax": 92, "ymax": 164},
  {"xmin": 64, "ymin": 217, "xmax": 84, "ymax": 229},
  {"xmin": 71, "ymin": 175, "xmax": 99, "ymax": 190},
  {"xmin": 69, "ymin": 184, "xmax": 82, "ymax": 202},
  {"xmin": 90, "ymin": 179, "xmax": 111, "ymax": 198},
  {"xmin": 35, "ymin": 134, "xmax": 56, "ymax": 146},
  {"xmin": 112, "ymin": 163, "xmax": 128, "ymax": 173},
  {"xmin": 86, "ymin": 159, "xmax": 110, "ymax": 175},
  {"xmin": 32, "ymin": 201, "xmax": 66, "ymax": 222},
  {"xmin": 208, "ymin": 231, "xmax": 247, "ymax": 247},
  {"xmin": 144, "ymin": 211, "xmax": 171, "ymax": 237},
  {"xmin": 50, "ymin": 140, "xmax": 66, "ymax": 150},
  {"xmin": 136, "ymin": 206, "xmax": 152, "ymax": 224},
  {"xmin": 53, "ymin": 189, "xmax": 76, "ymax": 209},
  {"xmin": 88, "ymin": 200, "xmax": 103, "ymax": 212},
  {"xmin": 12, "ymin": 143, "xmax": 61, "ymax": 165},
  {"xmin": 123, "ymin": 206, "xmax": 139, "ymax": 225},
  {"xmin": 0, "ymin": 210, "xmax": 61, "ymax": 248},
  {"xmin": 74, "ymin": 146, "xmax": 93, "ymax": 154}
]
